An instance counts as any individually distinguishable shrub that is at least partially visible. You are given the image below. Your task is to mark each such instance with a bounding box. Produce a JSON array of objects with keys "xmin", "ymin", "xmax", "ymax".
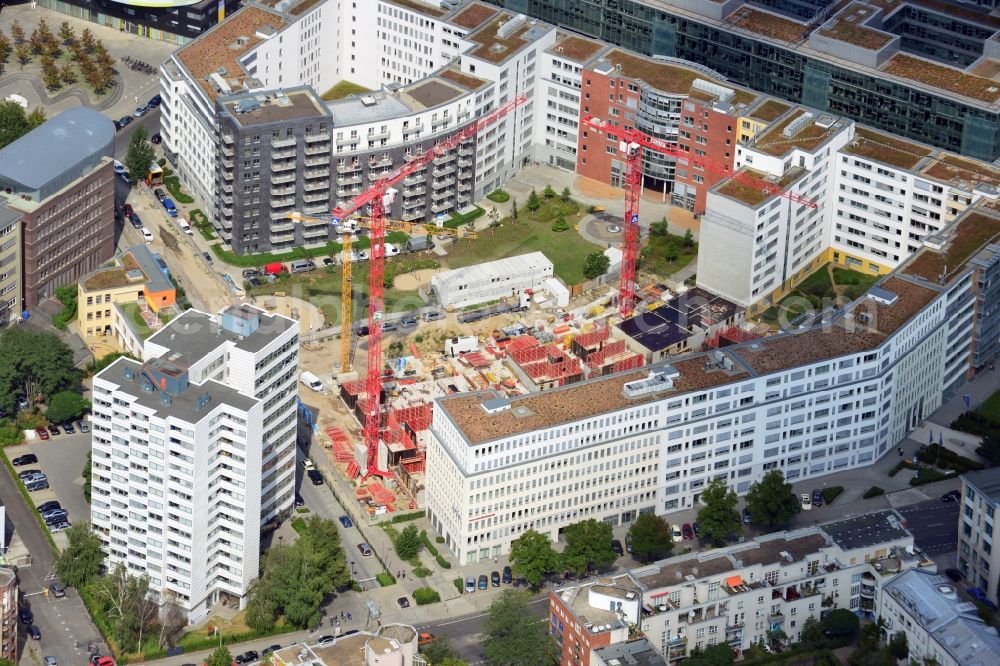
[
  {"xmin": 910, "ymin": 467, "xmax": 954, "ymax": 486},
  {"xmin": 917, "ymin": 444, "xmax": 984, "ymax": 473},
  {"xmin": 863, "ymin": 486, "xmax": 885, "ymax": 499},
  {"xmin": 420, "ymin": 530, "xmax": 439, "ymax": 556},
  {"xmin": 412, "ymin": 566, "xmax": 432, "ymax": 578},
  {"xmin": 822, "ymin": 486, "xmax": 843, "ymax": 505},
  {"xmin": 444, "ymin": 206, "xmax": 485, "ymax": 229},
  {"xmin": 453, "ymin": 577, "xmax": 465, "ymax": 594},
  {"xmin": 394, "ymin": 525, "xmax": 423, "ymax": 560},
  {"xmin": 486, "ymin": 189, "xmax": 510, "ymax": 203},
  {"xmin": 376, "ymin": 572, "xmax": 396, "ymax": 587},
  {"xmin": 413, "ymin": 587, "xmax": 441, "ymax": 605},
  {"xmin": 888, "ymin": 460, "xmax": 911, "ymax": 477},
  {"xmin": 390, "ymin": 510, "xmax": 426, "ymax": 523},
  {"xmin": 0, "ymin": 420, "xmax": 22, "ymax": 447},
  {"xmin": 290, "ymin": 518, "xmax": 306, "ymax": 534},
  {"xmin": 435, "ymin": 554, "xmax": 451, "ymax": 569},
  {"xmin": 435, "ymin": 535, "xmax": 445, "ymax": 544}
]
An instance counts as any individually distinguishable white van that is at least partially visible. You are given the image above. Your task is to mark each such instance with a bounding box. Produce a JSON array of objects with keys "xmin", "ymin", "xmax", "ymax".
[
  {"xmin": 177, "ymin": 218, "xmax": 193, "ymax": 235},
  {"xmin": 444, "ymin": 335, "xmax": 479, "ymax": 357},
  {"xmin": 300, "ymin": 371, "xmax": 324, "ymax": 392},
  {"xmin": 141, "ymin": 228, "xmax": 154, "ymax": 243}
]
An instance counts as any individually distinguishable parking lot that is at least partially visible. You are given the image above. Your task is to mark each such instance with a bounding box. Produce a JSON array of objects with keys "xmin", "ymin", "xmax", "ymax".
[
  {"xmin": 5, "ymin": 430, "xmax": 92, "ymax": 528},
  {"xmin": 897, "ymin": 498, "xmax": 960, "ymax": 556}
]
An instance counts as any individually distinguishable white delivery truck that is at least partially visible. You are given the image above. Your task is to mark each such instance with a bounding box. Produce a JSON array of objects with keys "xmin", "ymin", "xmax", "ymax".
[
  {"xmin": 300, "ymin": 371, "xmax": 324, "ymax": 392},
  {"xmin": 444, "ymin": 335, "xmax": 479, "ymax": 357}
]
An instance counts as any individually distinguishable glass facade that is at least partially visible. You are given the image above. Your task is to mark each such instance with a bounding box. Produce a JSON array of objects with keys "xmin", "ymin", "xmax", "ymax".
[{"xmin": 487, "ymin": 0, "xmax": 1000, "ymax": 161}]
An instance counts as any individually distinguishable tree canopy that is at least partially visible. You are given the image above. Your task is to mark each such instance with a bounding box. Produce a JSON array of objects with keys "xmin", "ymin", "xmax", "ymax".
[
  {"xmin": 561, "ymin": 518, "xmax": 617, "ymax": 577},
  {"xmin": 482, "ymin": 590, "xmax": 558, "ymax": 666},
  {"xmin": 685, "ymin": 644, "xmax": 734, "ymax": 666},
  {"xmin": 583, "ymin": 251, "xmax": 611, "ymax": 280},
  {"xmin": 420, "ymin": 635, "xmax": 464, "ymax": 665},
  {"xmin": 0, "ymin": 100, "xmax": 45, "ymax": 150},
  {"xmin": 744, "ymin": 469, "xmax": 800, "ymax": 528},
  {"xmin": 509, "ymin": 529, "xmax": 559, "ymax": 590},
  {"xmin": 246, "ymin": 516, "xmax": 350, "ymax": 631},
  {"xmin": 206, "ymin": 647, "xmax": 234, "ymax": 666},
  {"xmin": 822, "ymin": 608, "xmax": 860, "ymax": 639},
  {"xmin": 56, "ymin": 522, "xmax": 104, "ymax": 588},
  {"xmin": 0, "ymin": 328, "xmax": 79, "ymax": 415},
  {"xmin": 124, "ymin": 125, "xmax": 155, "ymax": 187},
  {"xmin": 626, "ymin": 514, "xmax": 673, "ymax": 563},
  {"xmin": 395, "ymin": 524, "xmax": 423, "ymax": 560},
  {"xmin": 46, "ymin": 390, "xmax": 89, "ymax": 425},
  {"xmin": 696, "ymin": 478, "xmax": 741, "ymax": 545}
]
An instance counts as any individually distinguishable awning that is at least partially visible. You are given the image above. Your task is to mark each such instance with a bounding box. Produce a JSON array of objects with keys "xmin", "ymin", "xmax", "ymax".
[
  {"xmin": 650, "ymin": 591, "xmax": 670, "ymax": 599},
  {"xmin": 726, "ymin": 575, "xmax": 743, "ymax": 587}
]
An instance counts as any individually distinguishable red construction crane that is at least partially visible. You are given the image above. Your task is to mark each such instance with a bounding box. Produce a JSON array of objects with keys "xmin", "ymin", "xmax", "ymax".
[
  {"xmin": 327, "ymin": 94, "xmax": 527, "ymax": 479},
  {"xmin": 580, "ymin": 114, "xmax": 817, "ymax": 319}
]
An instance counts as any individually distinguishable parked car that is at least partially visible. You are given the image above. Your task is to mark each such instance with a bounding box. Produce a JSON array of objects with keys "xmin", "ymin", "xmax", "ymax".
[
  {"xmin": 150, "ymin": 133, "xmax": 162, "ymax": 144},
  {"xmin": 148, "ymin": 94, "xmax": 162, "ymax": 108},
  {"xmin": 130, "ymin": 214, "xmax": 143, "ymax": 230},
  {"xmin": 34, "ymin": 427, "xmax": 48, "ymax": 440},
  {"xmin": 44, "ymin": 512, "xmax": 68, "ymax": 525},
  {"xmin": 801, "ymin": 494, "xmax": 812, "ymax": 511},
  {"xmin": 502, "ymin": 566, "xmax": 512, "ymax": 584},
  {"xmin": 117, "ymin": 116, "xmax": 132, "ymax": 128},
  {"xmin": 671, "ymin": 524, "xmax": 683, "ymax": 541},
  {"xmin": 382, "ymin": 321, "xmax": 398, "ymax": 332},
  {"xmin": 242, "ymin": 268, "xmax": 260, "ymax": 280},
  {"xmin": 141, "ymin": 228, "xmax": 154, "ymax": 243},
  {"xmin": 306, "ymin": 469, "xmax": 323, "ymax": 485},
  {"xmin": 38, "ymin": 500, "xmax": 61, "ymax": 513},
  {"xmin": 611, "ymin": 539, "xmax": 624, "ymax": 556},
  {"xmin": 692, "ymin": 523, "xmax": 701, "ymax": 538},
  {"xmin": 49, "ymin": 582, "xmax": 66, "ymax": 598},
  {"xmin": 18, "ymin": 470, "xmax": 44, "ymax": 481},
  {"xmin": 28, "ymin": 625, "xmax": 40, "ymax": 640},
  {"xmin": 339, "ymin": 515, "xmax": 353, "ymax": 529},
  {"xmin": 317, "ymin": 636, "xmax": 335, "ymax": 646},
  {"xmin": 26, "ymin": 479, "xmax": 49, "ymax": 492},
  {"xmin": 133, "ymin": 106, "xmax": 149, "ymax": 117},
  {"xmin": 294, "ymin": 493, "xmax": 304, "ymax": 507},
  {"xmin": 682, "ymin": 523, "xmax": 694, "ymax": 540},
  {"xmin": 123, "ymin": 203, "xmax": 134, "ymax": 220},
  {"xmin": 62, "ymin": 422, "xmax": 75, "ymax": 434},
  {"xmin": 113, "ymin": 160, "xmax": 126, "ymax": 174},
  {"xmin": 19, "ymin": 607, "xmax": 32, "ymax": 625},
  {"xmin": 202, "ymin": 252, "xmax": 213, "ymax": 264},
  {"xmin": 41, "ymin": 507, "xmax": 66, "ymax": 519},
  {"xmin": 400, "ymin": 316, "xmax": 418, "ymax": 328},
  {"xmin": 478, "ymin": 574, "xmax": 488, "ymax": 590},
  {"xmin": 625, "ymin": 534, "xmax": 633, "ymax": 552},
  {"xmin": 465, "ymin": 576, "xmax": 476, "ymax": 593},
  {"xmin": 418, "ymin": 633, "xmax": 436, "ymax": 646},
  {"xmin": 48, "ymin": 521, "xmax": 70, "ymax": 533},
  {"xmin": 397, "ymin": 596, "xmax": 410, "ymax": 609},
  {"xmin": 262, "ymin": 645, "xmax": 281, "ymax": 657},
  {"xmin": 44, "ymin": 656, "xmax": 57, "ymax": 666},
  {"xmin": 742, "ymin": 507, "xmax": 752, "ymax": 524},
  {"xmin": 812, "ymin": 489, "xmax": 824, "ymax": 506},
  {"xmin": 119, "ymin": 172, "xmax": 132, "ymax": 185},
  {"xmin": 945, "ymin": 568, "xmax": 963, "ymax": 582},
  {"xmin": 234, "ymin": 650, "xmax": 259, "ymax": 664},
  {"xmin": 301, "ymin": 457, "xmax": 315, "ymax": 470},
  {"xmin": 357, "ymin": 543, "xmax": 373, "ymax": 557},
  {"xmin": 153, "ymin": 188, "xmax": 167, "ymax": 202},
  {"xmin": 942, "ymin": 490, "xmax": 962, "ymax": 502},
  {"xmin": 77, "ymin": 420, "xmax": 90, "ymax": 433},
  {"xmin": 48, "ymin": 425, "xmax": 60, "ymax": 435},
  {"xmin": 422, "ymin": 310, "xmax": 444, "ymax": 321},
  {"xmin": 323, "ymin": 256, "xmax": 335, "ymax": 267},
  {"xmin": 12, "ymin": 454, "xmax": 38, "ymax": 466},
  {"xmin": 491, "ymin": 571, "xmax": 501, "ymax": 587}
]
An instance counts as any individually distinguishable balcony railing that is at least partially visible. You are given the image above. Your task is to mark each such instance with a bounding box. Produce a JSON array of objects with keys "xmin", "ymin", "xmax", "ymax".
[
  {"xmin": 271, "ymin": 185, "xmax": 294, "ymax": 197},
  {"xmin": 271, "ymin": 136, "xmax": 296, "ymax": 149},
  {"xmin": 272, "ymin": 160, "xmax": 296, "ymax": 173},
  {"xmin": 272, "ymin": 173, "xmax": 295, "ymax": 185},
  {"xmin": 433, "ymin": 152, "xmax": 456, "ymax": 166},
  {"xmin": 305, "ymin": 169, "xmax": 330, "ymax": 179},
  {"xmin": 304, "ymin": 143, "xmax": 330, "ymax": 156},
  {"xmin": 305, "ymin": 155, "xmax": 330, "ymax": 167},
  {"xmin": 338, "ymin": 175, "xmax": 363, "ymax": 186},
  {"xmin": 336, "ymin": 136, "xmax": 357, "ymax": 147},
  {"xmin": 337, "ymin": 162, "xmax": 361, "ymax": 174},
  {"xmin": 305, "ymin": 132, "xmax": 330, "ymax": 143},
  {"xmin": 369, "ymin": 156, "xmax": 392, "ymax": 168},
  {"xmin": 367, "ymin": 129, "xmax": 391, "ymax": 141},
  {"xmin": 304, "ymin": 180, "xmax": 329, "ymax": 192},
  {"xmin": 272, "ymin": 148, "xmax": 296, "ymax": 160}
]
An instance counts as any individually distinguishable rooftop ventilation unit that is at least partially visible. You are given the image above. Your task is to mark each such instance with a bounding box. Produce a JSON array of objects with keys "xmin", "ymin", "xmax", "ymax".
[
  {"xmin": 497, "ymin": 13, "xmax": 527, "ymax": 39},
  {"xmin": 196, "ymin": 392, "xmax": 212, "ymax": 411},
  {"xmin": 815, "ymin": 114, "xmax": 836, "ymax": 128},
  {"xmin": 209, "ymin": 72, "xmax": 232, "ymax": 95},
  {"xmin": 692, "ymin": 78, "xmax": 734, "ymax": 104},
  {"xmin": 360, "ymin": 95, "xmax": 378, "ymax": 107},
  {"xmin": 623, "ymin": 366, "xmax": 680, "ymax": 398},
  {"xmin": 783, "ymin": 112, "xmax": 814, "ymax": 137},
  {"xmin": 122, "ymin": 366, "xmax": 136, "ymax": 381}
]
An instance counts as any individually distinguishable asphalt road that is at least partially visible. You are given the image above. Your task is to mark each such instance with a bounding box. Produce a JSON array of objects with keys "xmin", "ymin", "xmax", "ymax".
[
  {"xmin": 0, "ymin": 449, "xmax": 106, "ymax": 665},
  {"xmin": 113, "ymin": 107, "xmax": 160, "ymax": 162},
  {"xmin": 898, "ymin": 498, "xmax": 960, "ymax": 556}
]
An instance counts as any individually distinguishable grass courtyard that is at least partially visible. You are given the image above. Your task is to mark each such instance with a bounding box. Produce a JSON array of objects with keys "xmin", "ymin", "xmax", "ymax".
[
  {"xmin": 321, "ymin": 80, "xmax": 372, "ymax": 101},
  {"xmin": 759, "ymin": 263, "xmax": 881, "ymax": 325},
  {"xmin": 443, "ymin": 196, "xmax": 600, "ymax": 285}
]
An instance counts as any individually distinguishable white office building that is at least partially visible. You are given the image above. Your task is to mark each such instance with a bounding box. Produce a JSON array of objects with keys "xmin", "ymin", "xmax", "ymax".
[
  {"xmin": 90, "ymin": 305, "xmax": 298, "ymax": 620},
  {"xmin": 879, "ymin": 568, "xmax": 1000, "ymax": 666},
  {"xmin": 426, "ymin": 207, "xmax": 1000, "ymax": 564}
]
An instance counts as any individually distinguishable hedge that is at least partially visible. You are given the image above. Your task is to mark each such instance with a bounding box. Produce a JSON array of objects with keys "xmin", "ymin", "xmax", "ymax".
[
  {"xmin": 443, "ymin": 206, "xmax": 485, "ymax": 229},
  {"xmin": 175, "ymin": 622, "xmax": 299, "ymax": 654},
  {"xmin": 413, "ymin": 587, "xmax": 441, "ymax": 605},
  {"xmin": 453, "ymin": 577, "xmax": 465, "ymax": 594},
  {"xmin": 863, "ymin": 486, "xmax": 885, "ymax": 499},
  {"xmin": 391, "ymin": 510, "xmax": 426, "ymax": 524},
  {"xmin": 419, "ymin": 529, "xmax": 451, "ymax": 568},
  {"xmin": 822, "ymin": 486, "xmax": 843, "ymax": 505},
  {"xmin": 291, "ymin": 517, "xmax": 307, "ymax": 534},
  {"xmin": 917, "ymin": 444, "xmax": 984, "ymax": 473},
  {"xmin": 888, "ymin": 460, "xmax": 911, "ymax": 477},
  {"xmin": 910, "ymin": 467, "xmax": 954, "ymax": 486},
  {"xmin": 376, "ymin": 572, "xmax": 397, "ymax": 587},
  {"xmin": 435, "ymin": 554, "xmax": 451, "ymax": 569},
  {"xmin": 486, "ymin": 189, "xmax": 510, "ymax": 203},
  {"xmin": 210, "ymin": 243, "xmax": 340, "ymax": 267}
]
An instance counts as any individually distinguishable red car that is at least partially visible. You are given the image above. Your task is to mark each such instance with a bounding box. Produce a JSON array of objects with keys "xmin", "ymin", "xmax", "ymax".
[
  {"xmin": 682, "ymin": 523, "xmax": 694, "ymax": 540},
  {"xmin": 35, "ymin": 427, "xmax": 49, "ymax": 441}
]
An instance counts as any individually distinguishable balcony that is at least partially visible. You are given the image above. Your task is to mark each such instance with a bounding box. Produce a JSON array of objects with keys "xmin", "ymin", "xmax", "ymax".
[
  {"xmin": 305, "ymin": 132, "xmax": 330, "ymax": 143},
  {"xmin": 860, "ymin": 573, "xmax": 877, "ymax": 599},
  {"xmin": 305, "ymin": 168, "xmax": 330, "ymax": 179},
  {"xmin": 304, "ymin": 143, "xmax": 330, "ymax": 156},
  {"xmin": 272, "ymin": 159, "xmax": 296, "ymax": 173},
  {"xmin": 303, "ymin": 203, "xmax": 328, "ymax": 215},
  {"xmin": 221, "ymin": 193, "xmax": 233, "ymax": 205},
  {"xmin": 271, "ymin": 185, "xmax": 294, "ymax": 197},
  {"xmin": 458, "ymin": 146, "xmax": 474, "ymax": 157},
  {"xmin": 433, "ymin": 177, "xmax": 456, "ymax": 189},
  {"xmin": 221, "ymin": 206, "xmax": 233, "ymax": 218},
  {"xmin": 433, "ymin": 152, "xmax": 456, "ymax": 166},
  {"xmin": 270, "ymin": 221, "xmax": 295, "ymax": 232},
  {"xmin": 305, "ymin": 179, "xmax": 329, "ymax": 192},
  {"xmin": 220, "ymin": 143, "xmax": 233, "ymax": 157},
  {"xmin": 303, "ymin": 226, "xmax": 328, "ymax": 237},
  {"xmin": 401, "ymin": 210, "xmax": 422, "ymax": 221},
  {"xmin": 305, "ymin": 155, "xmax": 330, "ymax": 167},
  {"xmin": 458, "ymin": 182, "xmax": 472, "ymax": 192},
  {"xmin": 431, "ymin": 116, "xmax": 451, "ymax": 129},
  {"xmin": 221, "ymin": 157, "xmax": 233, "ymax": 169},
  {"xmin": 431, "ymin": 189, "xmax": 452, "ymax": 201},
  {"xmin": 457, "ymin": 156, "xmax": 473, "ymax": 168},
  {"xmin": 366, "ymin": 129, "xmax": 391, "ymax": 141},
  {"xmin": 403, "ymin": 174, "xmax": 424, "ymax": 187},
  {"xmin": 338, "ymin": 175, "xmax": 363, "ymax": 186},
  {"xmin": 221, "ymin": 170, "xmax": 233, "ymax": 182},
  {"xmin": 272, "ymin": 173, "xmax": 295, "ymax": 185},
  {"xmin": 271, "ymin": 136, "xmax": 297, "ymax": 149},
  {"xmin": 404, "ymin": 198, "xmax": 426, "ymax": 209},
  {"xmin": 431, "ymin": 201, "xmax": 453, "ymax": 213},
  {"xmin": 432, "ymin": 165, "xmax": 456, "ymax": 179},
  {"xmin": 220, "ymin": 181, "xmax": 233, "ymax": 194},
  {"xmin": 303, "ymin": 192, "xmax": 328, "ymax": 203},
  {"xmin": 221, "ymin": 133, "xmax": 233, "ymax": 145},
  {"xmin": 768, "ymin": 612, "xmax": 784, "ymax": 625},
  {"xmin": 369, "ymin": 156, "xmax": 392, "ymax": 169},
  {"xmin": 404, "ymin": 187, "xmax": 426, "ymax": 197},
  {"xmin": 336, "ymin": 135, "xmax": 357, "ymax": 147},
  {"xmin": 337, "ymin": 162, "xmax": 361, "ymax": 174},
  {"xmin": 272, "ymin": 148, "xmax": 296, "ymax": 160}
]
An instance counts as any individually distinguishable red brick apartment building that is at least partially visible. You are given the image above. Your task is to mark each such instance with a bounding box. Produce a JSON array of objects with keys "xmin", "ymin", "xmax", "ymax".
[
  {"xmin": 576, "ymin": 49, "xmax": 760, "ymax": 213},
  {"xmin": 549, "ymin": 575, "xmax": 642, "ymax": 666}
]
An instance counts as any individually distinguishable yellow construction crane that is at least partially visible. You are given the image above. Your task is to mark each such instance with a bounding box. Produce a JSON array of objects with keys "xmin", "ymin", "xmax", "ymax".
[{"xmin": 288, "ymin": 212, "xmax": 476, "ymax": 371}]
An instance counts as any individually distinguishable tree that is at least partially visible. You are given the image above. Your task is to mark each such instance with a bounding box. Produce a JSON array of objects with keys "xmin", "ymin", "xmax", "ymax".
[
  {"xmin": 483, "ymin": 590, "xmax": 558, "ymax": 666},
  {"xmin": 562, "ymin": 518, "xmax": 617, "ymax": 577},
  {"xmin": 28, "ymin": 24, "xmax": 45, "ymax": 56},
  {"xmin": 59, "ymin": 62, "xmax": 76, "ymax": 85},
  {"xmin": 560, "ymin": 187, "xmax": 571, "ymax": 202},
  {"xmin": 80, "ymin": 27, "xmax": 96, "ymax": 53},
  {"xmin": 55, "ymin": 522, "xmax": 104, "ymax": 587},
  {"xmin": 395, "ymin": 524, "xmax": 423, "ymax": 560},
  {"xmin": 9, "ymin": 21, "xmax": 24, "ymax": 44},
  {"xmin": 888, "ymin": 631, "xmax": 908, "ymax": 660},
  {"xmin": 744, "ymin": 469, "xmax": 799, "ymax": 528},
  {"xmin": 41, "ymin": 56, "xmax": 60, "ymax": 91},
  {"xmin": 683, "ymin": 228, "xmax": 695, "ymax": 247},
  {"xmin": 526, "ymin": 188, "xmax": 540, "ymax": 212},
  {"xmin": 685, "ymin": 644, "xmax": 734, "ymax": 666},
  {"xmin": 83, "ymin": 451, "xmax": 92, "ymax": 502},
  {"xmin": 206, "ymin": 647, "xmax": 234, "ymax": 666},
  {"xmin": 821, "ymin": 608, "xmax": 860, "ymax": 639},
  {"xmin": 583, "ymin": 251, "xmax": 611, "ymax": 280},
  {"xmin": 0, "ymin": 328, "xmax": 79, "ymax": 416},
  {"xmin": 26, "ymin": 106, "xmax": 46, "ymax": 131},
  {"xmin": 13, "ymin": 43, "xmax": 30, "ymax": 66},
  {"xmin": 158, "ymin": 600, "xmax": 186, "ymax": 648},
  {"xmin": 665, "ymin": 241, "xmax": 680, "ymax": 263},
  {"xmin": 0, "ymin": 31, "xmax": 10, "ymax": 63},
  {"xmin": 696, "ymin": 478, "xmax": 741, "ymax": 545},
  {"xmin": 125, "ymin": 126, "xmax": 155, "ymax": 188},
  {"xmin": 543, "ymin": 184, "xmax": 556, "ymax": 199},
  {"xmin": 799, "ymin": 616, "xmax": 825, "ymax": 648},
  {"xmin": 0, "ymin": 101, "xmax": 30, "ymax": 150},
  {"xmin": 510, "ymin": 198, "xmax": 519, "ymax": 224},
  {"xmin": 650, "ymin": 216, "xmax": 668, "ymax": 236},
  {"xmin": 58, "ymin": 21, "xmax": 75, "ymax": 46},
  {"xmin": 551, "ymin": 212, "xmax": 569, "ymax": 232},
  {"xmin": 46, "ymin": 390, "xmax": 90, "ymax": 424},
  {"xmin": 94, "ymin": 565, "xmax": 158, "ymax": 653},
  {"xmin": 626, "ymin": 514, "xmax": 673, "ymax": 563},
  {"xmin": 421, "ymin": 635, "xmax": 461, "ymax": 664},
  {"xmin": 509, "ymin": 529, "xmax": 559, "ymax": 590}
]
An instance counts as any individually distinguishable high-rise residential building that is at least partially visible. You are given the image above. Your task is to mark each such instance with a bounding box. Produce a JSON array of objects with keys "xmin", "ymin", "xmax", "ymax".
[
  {"xmin": 879, "ymin": 568, "xmax": 1000, "ymax": 666},
  {"xmin": 0, "ymin": 107, "xmax": 116, "ymax": 313},
  {"xmin": 482, "ymin": 0, "xmax": 1000, "ymax": 161},
  {"xmin": 90, "ymin": 305, "xmax": 298, "ymax": 620},
  {"xmin": 957, "ymin": 468, "xmax": 1000, "ymax": 605},
  {"xmin": 425, "ymin": 205, "xmax": 1000, "ymax": 564},
  {"xmin": 0, "ymin": 568, "xmax": 16, "ymax": 662}
]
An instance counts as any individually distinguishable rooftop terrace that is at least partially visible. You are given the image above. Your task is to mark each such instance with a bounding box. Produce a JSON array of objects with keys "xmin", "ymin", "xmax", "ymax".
[
  {"xmin": 438, "ymin": 65, "xmax": 489, "ymax": 91},
  {"xmin": 881, "ymin": 53, "xmax": 1000, "ymax": 103},
  {"xmin": 817, "ymin": 2, "xmax": 894, "ymax": 50},
  {"xmin": 547, "ymin": 32, "xmax": 607, "ymax": 64},
  {"xmin": 728, "ymin": 6, "xmax": 809, "ymax": 44},
  {"xmin": 753, "ymin": 109, "xmax": 844, "ymax": 156},
  {"xmin": 903, "ymin": 210, "xmax": 1000, "ymax": 282},
  {"xmin": 176, "ymin": 6, "xmax": 284, "ymax": 101},
  {"xmin": 440, "ymin": 354, "xmax": 747, "ymax": 444},
  {"xmin": 636, "ymin": 553, "xmax": 735, "ymax": 591},
  {"xmin": 730, "ymin": 533, "xmax": 829, "ymax": 567},
  {"xmin": 223, "ymin": 89, "xmax": 326, "ymax": 126},
  {"xmin": 920, "ymin": 153, "xmax": 1000, "ymax": 189},
  {"xmin": 841, "ymin": 126, "xmax": 932, "ymax": 170},
  {"xmin": 466, "ymin": 13, "xmax": 539, "ymax": 64},
  {"xmin": 449, "ymin": 1, "xmax": 498, "ymax": 30},
  {"xmin": 747, "ymin": 99, "xmax": 791, "ymax": 123},
  {"xmin": 600, "ymin": 49, "xmax": 754, "ymax": 103}
]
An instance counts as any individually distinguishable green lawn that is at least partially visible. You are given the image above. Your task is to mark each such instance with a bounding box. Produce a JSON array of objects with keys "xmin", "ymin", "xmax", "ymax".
[
  {"xmin": 443, "ymin": 197, "xmax": 599, "ymax": 285},
  {"xmin": 119, "ymin": 302, "xmax": 152, "ymax": 339},
  {"xmin": 321, "ymin": 80, "xmax": 371, "ymax": 101},
  {"xmin": 757, "ymin": 263, "xmax": 881, "ymax": 326},
  {"xmin": 640, "ymin": 231, "xmax": 697, "ymax": 277},
  {"xmin": 981, "ymin": 388, "xmax": 1000, "ymax": 422}
]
